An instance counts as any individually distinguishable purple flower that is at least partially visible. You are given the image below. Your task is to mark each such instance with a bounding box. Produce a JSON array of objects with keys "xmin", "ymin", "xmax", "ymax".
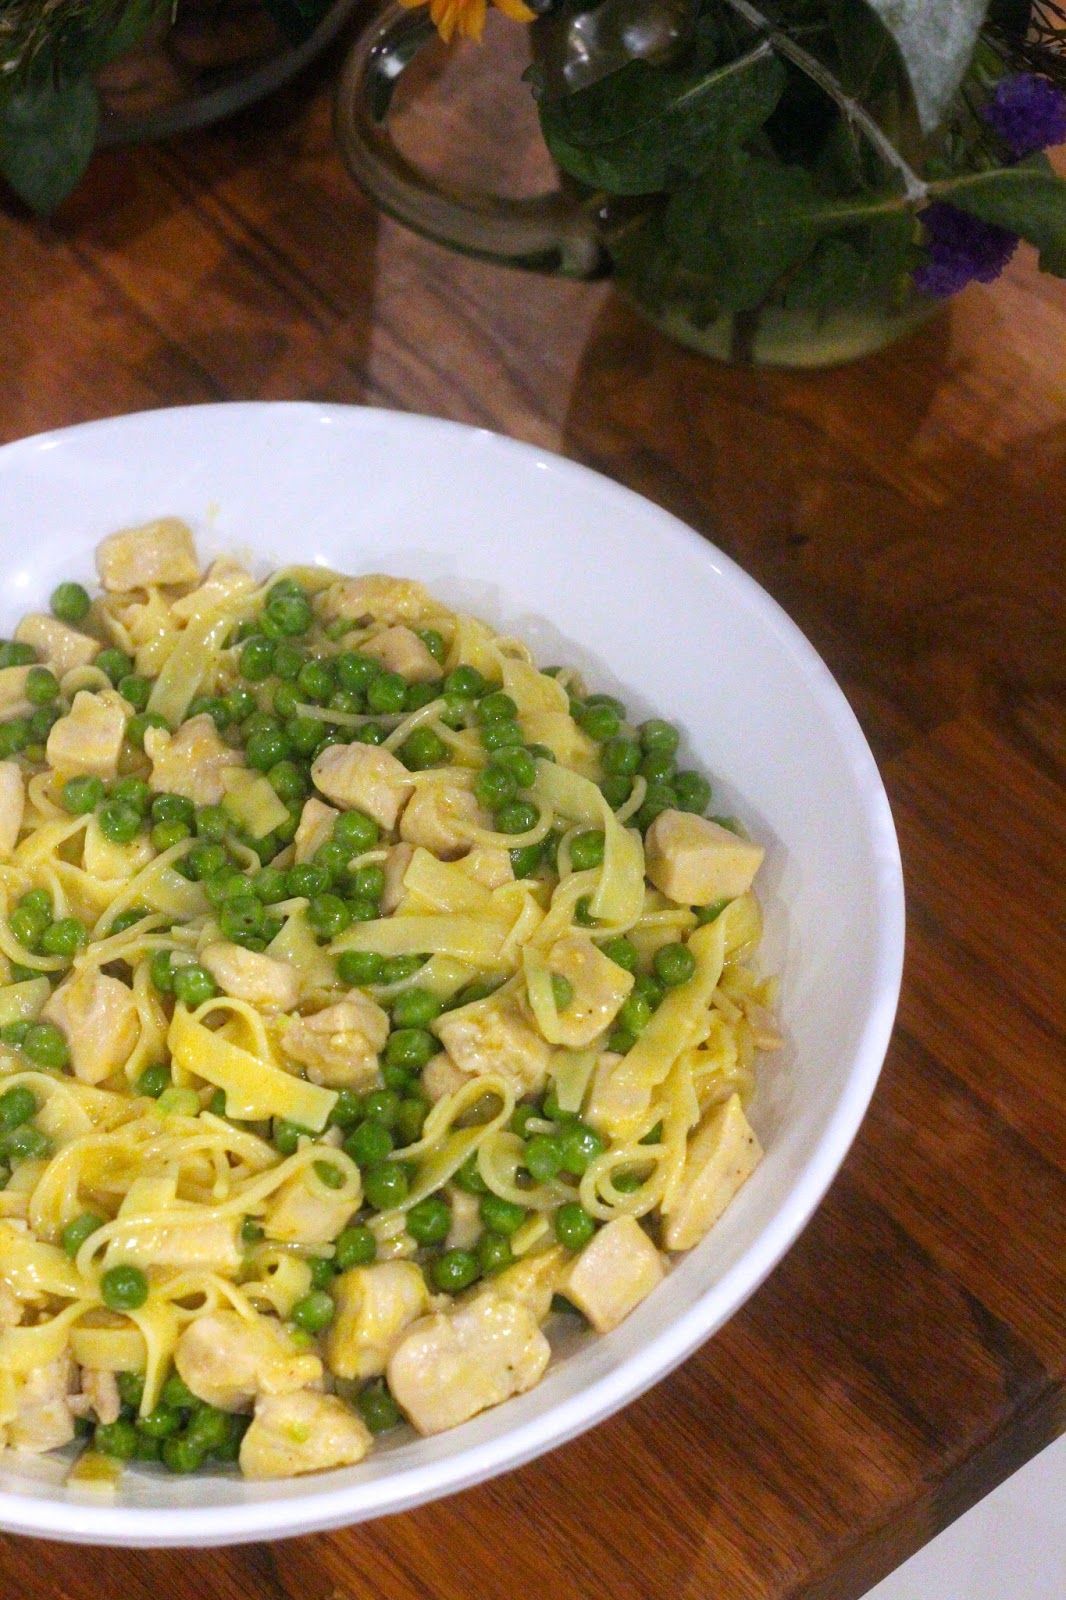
[
  {"xmin": 981, "ymin": 73, "xmax": 1066, "ymax": 158},
  {"xmin": 912, "ymin": 201, "xmax": 1019, "ymax": 298}
]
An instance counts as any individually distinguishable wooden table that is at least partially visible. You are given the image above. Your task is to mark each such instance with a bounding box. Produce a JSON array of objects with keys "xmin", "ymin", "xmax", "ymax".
[{"xmin": 1, "ymin": 21, "xmax": 1064, "ymax": 1599}]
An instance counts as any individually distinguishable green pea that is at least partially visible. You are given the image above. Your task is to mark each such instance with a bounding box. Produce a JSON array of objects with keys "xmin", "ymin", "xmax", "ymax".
[
  {"xmin": 187, "ymin": 694, "xmax": 231, "ymax": 729},
  {"xmin": 116, "ymin": 1370, "xmax": 146, "ymax": 1410},
  {"xmin": 266, "ymin": 577, "xmax": 307, "ymax": 604},
  {"xmin": 0, "ymin": 1123, "xmax": 50, "ymax": 1161},
  {"xmin": 379, "ymin": 955, "xmax": 425, "ymax": 984},
  {"xmin": 558, "ymin": 1121, "xmax": 605, "ymax": 1176},
  {"xmin": 161, "ymin": 1436, "xmax": 206, "ymax": 1474},
  {"xmin": 264, "ymin": 760, "xmax": 305, "ymax": 805},
  {"xmin": 305, "ymin": 893, "xmax": 349, "ymax": 941},
  {"xmin": 325, "ymin": 1089, "xmax": 362, "ymax": 1133},
  {"xmin": 116, "ymin": 674, "xmax": 151, "ymax": 712},
  {"xmin": 395, "ymin": 1095, "xmax": 429, "ymax": 1146},
  {"xmin": 313, "ymin": 1158, "xmax": 345, "ymax": 1189},
  {"xmin": 478, "ymin": 1193, "xmax": 526, "ymax": 1236},
  {"xmin": 96, "ymin": 648, "xmax": 132, "ymax": 686},
  {"xmin": 509, "ymin": 843, "xmax": 543, "ymax": 879},
  {"xmin": 39, "ymin": 917, "xmax": 87, "ymax": 958},
  {"xmin": 244, "ymin": 727, "xmax": 288, "ymax": 772},
  {"xmin": 524, "ymin": 1134, "xmax": 563, "ymax": 1183},
  {"xmin": 494, "ymin": 800, "xmax": 539, "ymax": 835},
  {"xmin": 403, "ymin": 681, "xmax": 441, "ymax": 714},
  {"xmin": 189, "ymin": 808, "xmax": 228, "ymax": 849},
  {"xmin": 550, "ymin": 973, "xmax": 575, "ymax": 1012},
  {"xmin": 489, "ymin": 745, "xmax": 537, "ymax": 789},
  {"xmin": 171, "ymin": 964, "xmax": 218, "ymax": 1008},
  {"xmin": 151, "ymin": 819, "xmax": 192, "ymax": 853},
  {"xmin": 56, "ymin": 775, "xmax": 97, "ymax": 818},
  {"xmin": 406, "ymin": 1194, "xmax": 451, "ymax": 1245},
  {"xmin": 0, "ymin": 643, "xmax": 36, "ymax": 670},
  {"xmin": 223, "ymin": 685, "xmax": 255, "ymax": 724},
  {"xmin": 0, "ymin": 1021, "xmax": 29, "ymax": 1048},
  {"xmin": 9, "ymin": 905, "xmax": 47, "ymax": 948},
  {"xmin": 415, "ymin": 628, "xmax": 445, "ymax": 664},
  {"xmin": 633, "ymin": 973, "xmax": 664, "ymax": 1009},
  {"xmin": 335, "ymin": 652, "xmax": 380, "ymax": 693},
  {"xmin": 283, "ymin": 863, "xmax": 327, "ymax": 901},
  {"xmin": 607, "ymin": 1027, "xmax": 636, "ymax": 1054},
  {"xmin": 451, "ymin": 1151, "xmax": 488, "ymax": 1195},
  {"xmin": 443, "ymin": 665, "xmax": 486, "ymax": 698},
  {"xmin": 334, "ymin": 1224, "xmax": 377, "ymax": 1270},
  {"xmin": 384, "ymin": 1028, "xmax": 438, "ymax": 1071},
  {"xmin": 553, "ymin": 1202, "xmax": 597, "ymax": 1251},
  {"xmin": 635, "ymin": 783, "xmax": 678, "ymax": 832},
  {"xmin": 344, "ymin": 1120, "xmax": 394, "ymax": 1166},
  {"xmin": 336, "ymin": 948, "xmax": 384, "ymax": 987},
  {"xmin": 366, "ymin": 671, "xmax": 406, "ymax": 715},
  {"xmin": 509, "ymin": 1102, "xmax": 540, "ymax": 1139},
  {"xmin": 477, "ymin": 1231, "xmax": 514, "ymax": 1276},
  {"xmin": 599, "ymin": 936, "xmax": 638, "ymax": 972},
  {"xmin": 126, "ymin": 711, "xmax": 170, "ymax": 750},
  {"xmin": 24, "ymin": 666, "xmax": 59, "ymax": 707},
  {"xmin": 653, "ymin": 941, "xmax": 697, "ymax": 988},
  {"xmin": 95, "ymin": 1418, "xmax": 139, "ymax": 1460},
  {"xmin": 183, "ymin": 842, "xmax": 225, "ymax": 884},
  {"xmin": 480, "ymin": 720, "xmax": 523, "ymax": 752},
  {"xmin": 429, "ymin": 1248, "xmax": 479, "ymax": 1294},
  {"xmin": 478, "ymin": 691, "xmax": 518, "ymax": 725},
  {"xmin": 273, "ymin": 1118, "xmax": 315, "ymax": 1156},
  {"xmin": 360, "ymin": 1090, "xmax": 399, "ymax": 1130},
  {"xmin": 149, "ymin": 950, "xmax": 175, "ymax": 993},
  {"xmin": 617, "ymin": 994, "xmax": 652, "ymax": 1038},
  {"xmin": 576, "ymin": 702, "xmax": 620, "ymax": 742},
  {"xmin": 156, "ymin": 1086, "xmax": 200, "ymax": 1117},
  {"xmin": 248, "ymin": 865, "xmax": 287, "ymax": 905},
  {"xmin": 363, "ymin": 1161, "xmax": 410, "ymax": 1210},
  {"xmin": 107, "ymin": 907, "xmax": 148, "ymax": 936},
  {"xmin": 390, "ymin": 987, "xmax": 443, "ymax": 1029},
  {"xmin": 350, "ymin": 865, "xmax": 385, "ymax": 903},
  {"xmin": 207, "ymin": 1089, "xmax": 227, "ymax": 1117},
  {"xmin": 22, "ymin": 1022, "xmax": 69, "ymax": 1069},
  {"xmin": 612, "ymin": 1169, "xmax": 646, "ymax": 1194},
  {"xmin": 356, "ymin": 1378, "xmax": 402, "ymax": 1434},
  {"xmin": 694, "ymin": 898, "xmax": 731, "ymax": 925},
  {"xmin": 149, "ymin": 793, "xmax": 193, "ymax": 828},
  {"xmin": 101, "ymin": 1264, "xmax": 149, "ymax": 1310},
  {"xmin": 0, "ymin": 719, "xmax": 30, "ymax": 757},
  {"xmin": 639, "ymin": 719, "xmax": 680, "ymax": 756},
  {"xmin": 265, "ymin": 593, "xmax": 313, "ymax": 637},
  {"xmin": 355, "ymin": 721, "xmax": 385, "ymax": 746},
  {"xmin": 50, "ymin": 581, "xmax": 92, "ymax": 624},
  {"xmin": 136, "ymin": 1405, "xmax": 184, "ymax": 1440},
  {"xmin": 312, "ymin": 840, "xmax": 352, "ymax": 882},
  {"xmin": 569, "ymin": 829, "xmax": 605, "ymax": 871},
  {"xmin": 601, "ymin": 737, "xmax": 641, "ymax": 776},
  {"xmin": 19, "ymin": 888, "xmax": 51, "ymax": 918},
  {"xmin": 218, "ymin": 894, "xmax": 267, "ymax": 944},
  {"xmin": 160, "ymin": 1371, "xmax": 198, "ymax": 1410},
  {"xmin": 297, "ymin": 659, "xmax": 334, "ymax": 703},
  {"xmin": 438, "ymin": 694, "xmax": 474, "ymax": 731},
  {"xmin": 475, "ymin": 764, "xmax": 516, "ymax": 809},
  {"xmin": 398, "ymin": 729, "xmax": 449, "ymax": 770},
  {"xmin": 348, "ymin": 897, "xmax": 380, "ymax": 925},
  {"xmin": 135, "ymin": 1063, "xmax": 170, "ymax": 1099},
  {"xmin": 240, "ymin": 1217, "xmax": 265, "ymax": 1247},
  {"xmin": 672, "ymin": 770, "xmax": 712, "ymax": 813},
  {"xmin": 574, "ymin": 895, "xmax": 597, "ymax": 927},
  {"xmin": 0, "ymin": 1085, "xmax": 37, "ymax": 1131},
  {"xmin": 240, "ymin": 636, "xmax": 275, "ymax": 682},
  {"xmin": 332, "ymin": 809, "xmax": 380, "ymax": 852}
]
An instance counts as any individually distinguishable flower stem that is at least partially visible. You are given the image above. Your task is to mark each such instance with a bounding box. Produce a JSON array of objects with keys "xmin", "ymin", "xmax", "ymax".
[{"xmin": 723, "ymin": 0, "xmax": 930, "ymax": 205}]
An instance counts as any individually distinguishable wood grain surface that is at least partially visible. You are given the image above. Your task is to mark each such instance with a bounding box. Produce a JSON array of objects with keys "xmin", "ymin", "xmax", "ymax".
[{"xmin": 0, "ymin": 18, "xmax": 1063, "ymax": 1598}]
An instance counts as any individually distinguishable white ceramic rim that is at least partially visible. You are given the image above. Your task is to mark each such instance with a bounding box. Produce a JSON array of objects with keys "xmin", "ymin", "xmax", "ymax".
[{"xmin": 0, "ymin": 404, "xmax": 905, "ymax": 1545}]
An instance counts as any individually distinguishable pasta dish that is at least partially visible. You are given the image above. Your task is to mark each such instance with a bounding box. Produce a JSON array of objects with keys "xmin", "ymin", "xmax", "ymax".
[{"xmin": 0, "ymin": 520, "xmax": 778, "ymax": 1483}]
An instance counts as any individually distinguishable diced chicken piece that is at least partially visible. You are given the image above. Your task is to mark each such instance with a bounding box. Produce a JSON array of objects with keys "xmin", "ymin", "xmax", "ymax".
[
  {"xmin": 545, "ymin": 934, "xmax": 634, "ymax": 1048},
  {"xmin": 79, "ymin": 1368, "xmax": 120, "ymax": 1426},
  {"xmin": 14, "ymin": 614, "xmax": 99, "ymax": 677},
  {"xmin": 421, "ymin": 1051, "xmax": 469, "ymax": 1103},
  {"xmin": 239, "ymin": 1390, "xmax": 372, "ymax": 1479},
  {"xmin": 381, "ymin": 841, "xmax": 415, "ymax": 913},
  {"xmin": 388, "ymin": 1293, "xmax": 550, "ymax": 1436},
  {"xmin": 200, "ymin": 942, "xmax": 299, "ymax": 1013},
  {"xmin": 362, "ymin": 625, "xmax": 440, "ymax": 684},
  {"xmin": 144, "ymin": 713, "xmax": 240, "ymax": 807},
  {"xmin": 83, "ymin": 813, "xmax": 154, "ymax": 880},
  {"xmin": 0, "ymin": 666, "xmax": 34, "ymax": 720},
  {"xmin": 487, "ymin": 1245, "xmax": 567, "ymax": 1324},
  {"xmin": 42, "ymin": 969, "xmax": 138, "ymax": 1085},
  {"xmin": 444, "ymin": 1185, "xmax": 481, "ymax": 1250},
  {"xmin": 319, "ymin": 574, "xmax": 436, "ymax": 627},
  {"xmin": 436, "ymin": 998, "xmax": 551, "ymax": 1096},
  {"xmin": 311, "ymin": 743, "xmax": 413, "ymax": 832},
  {"xmin": 174, "ymin": 1310, "xmax": 322, "ymax": 1413},
  {"xmin": 9, "ymin": 1355, "xmax": 76, "ymax": 1453},
  {"xmin": 644, "ymin": 810, "xmax": 764, "ymax": 906},
  {"xmin": 559, "ymin": 1215, "xmax": 664, "ymax": 1333},
  {"xmin": 95, "ymin": 518, "xmax": 200, "ymax": 592},
  {"xmin": 0, "ymin": 761, "xmax": 25, "ymax": 856},
  {"xmin": 661, "ymin": 1094, "xmax": 763, "ymax": 1252},
  {"xmin": 283, "ymin": 995, "xmax": 390, "ymax": 1089},
  {"xmin": 326, "ymin": 1262, "xmax": 430, "ymax": 1380},
  {"xmin": 460, "ymin": 846, "xmax": 514, "ymax": 891},
  {"xmin": 399, "ymin": 783, "xmax": 486, "ymax": 860},
  {"xmin": 45, "ymin": 690, "xmax": 129, "ymax": 782},
  {"xmin": 293, "ymin": 796, "xmax": 338, "ymax": 864},
  {"xmin": 264, "ymin": 1166, "xmax": 358, "ymax": 1246},
  {"xmin": 170, "ymin": 557, "xmax": 257, "ymax": 621}
]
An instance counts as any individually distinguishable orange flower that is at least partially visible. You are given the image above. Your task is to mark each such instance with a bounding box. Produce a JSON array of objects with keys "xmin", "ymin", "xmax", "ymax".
[{"xmin": 399, "ymin": 0, "xmax": 535, "ymax": 44}]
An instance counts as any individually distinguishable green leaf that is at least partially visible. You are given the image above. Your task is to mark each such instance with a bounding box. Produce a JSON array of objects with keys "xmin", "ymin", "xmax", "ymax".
[
  {"xmin": 858, "ymin": 0, "xmax": 990, "ymax": 132},
  {"xmin": 0, "ymin": 73, "xmax": 99, "ymax": 214},
  {"xmin": 540, "ymin": 35, "xmax": 786, "ymax": 196},
  {"xmin": 933, "ymin": 153, "xmax": 1066, "ymax": 274}
]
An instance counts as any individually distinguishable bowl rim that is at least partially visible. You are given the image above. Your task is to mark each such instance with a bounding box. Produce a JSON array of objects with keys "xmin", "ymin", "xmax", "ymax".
[{"xmin": 0, "ymin": 402, "xmax": 905, "ymax": 1545}]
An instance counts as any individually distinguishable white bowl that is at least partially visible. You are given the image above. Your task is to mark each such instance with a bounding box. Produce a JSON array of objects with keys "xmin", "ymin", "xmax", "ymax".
[{"xmin": 0, "ymin": 403, "xmax": 904, "ymax": 1545}]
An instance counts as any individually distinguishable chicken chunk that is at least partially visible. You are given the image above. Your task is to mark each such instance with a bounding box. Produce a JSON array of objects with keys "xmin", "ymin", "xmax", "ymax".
[
  {"xmin": 0, "ymin": 666, "xmax": 34, "ymax": 720},
  {"xmin": 460, "ymin": 846, "xmax": 514, "ymax": 890},
  {"xmin": 488, "ymin": 1245, "xmax": 567, "ymax": 1323},
  {"xmin": 435, "ymin": 998, "xmax": 551, "ymax": 1096},
  {"xmin": 283, "ymin": 995, "xmax": 390, "ymax": 1089},
  {"xmin": 388, "ymin": 1293, "xmax": 550, "ymax": 1436},
  {"xmin": 558, "ymin": 1215, "xmax": 664, "ymax": 1333},
  {"xmin": 644, "ymin": 810, "xmax": 764, "ymax": 906},
  {"xmin": 14, "ymin": 614, "xmax": 99, "ymax": 676},
  {"xmin": 174, "ymin": 1310, "xmax": 321, "ymax": 1413},
  {"xmin": 319, "ymin": 574, "xmax": 436, "ymax": 627},
  {"xmin": 263, "ymin": 1165, "xmax": 358, "ymax": 1246},
  {"xmin": 42, "ymin": 969, "xmax": 138, "ymax": 1085},
  {"xmin": 82, "ymin": 813, "xmax": 154, "ymax": 880},
  {"xmin": 144, "ymin": 713, "xmax": 240, "ymax": 807},
  {"xmin": 45, "ymin": 690, "xmax": 129, "ymax": 782},
  {"xmin": 399, "ymin": 783, "xmax": 485, "ymax": 860},
  {"xmin": 444, "ymin": 1185, "xmax": 481, "ymax": 1250},
  {"xmin": 95, "ymin": 518, "xmax": 201, "ymax": 592},
  {"xmin": 9, "ymin": 1355, "xmax": 76, "ymax": 1453},
  {"xmin": 170, "ymin": 557, "xmax": 256, "ymax": 621},
  {"xmin": 0, "ymin": 761, "xmax": 25, "ymax": 856},
  {"xmin": 326, "ymin": 1262, "xmax": 430, "ymax": 1380},
  {"xmin": 661, "ymin": 1094, "xmax": 763, "ymax": 1252},
  {"xmin": 239, "ymin": 1390, "xmax": 372, "ymax": 1479},
  {"xmin": 79, "ymin": 1368, "xmax": 121, "ymax": 1426},
  {"xmin": 362, "ymin": 625, "xmax": 440, "ymax": 684},
  {"xmin": 381, "ymin": 841, "xmax": 415, "ymax": 912},
  {"xmin": 311, "ymin": 743, "xmax": 414, "ymax": 833},
  {"xmin": 421, "ymin": 1051, "xmax": 469, "ymax": 1103},
  {"xmin": 200, "ymin": 942, "xmax": 300, "ymax": 1013},
  {"xmin": 293, "ymin": 796, "xmax": 338, "ymax": 864},
  {"xmin": 542, "ymin": 934, "xmax": 634, "ymax": 1047}
]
